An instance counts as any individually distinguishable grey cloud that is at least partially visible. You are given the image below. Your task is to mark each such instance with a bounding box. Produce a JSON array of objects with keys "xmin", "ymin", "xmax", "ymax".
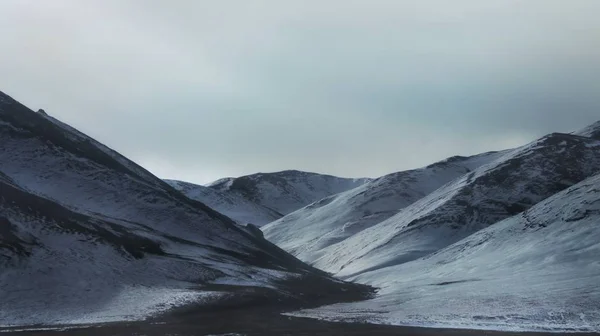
[{"xmin": 1, "ymin": 0, "xmax": 599, "ymax": 183}]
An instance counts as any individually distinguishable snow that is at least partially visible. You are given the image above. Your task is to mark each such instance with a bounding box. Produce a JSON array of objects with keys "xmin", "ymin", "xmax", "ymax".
[
  {"xmin": 166, "ymin": 179, "xmax": 282, "ymax": 226},
  {"xmin": 0, "ymin": 92, "xmax": 335, "ymax": 328},
  {"xmin": 262, "ymin": 150, "xmax": 508, "ymax": 263},
  {"xmin": 0, "ymin": 130, "xmax": 239, "ymax": 250},
  {"xmin": 169, "ymin": 171, "xmax": 371, "ymax": 228},
  {"xmin": 41, "ymin": 113, "xmax": 164, "ymax": 190},
  {"xmin": 288, "ymin": 173, "xmax": 600, "ymax": 332},
  {"xmin": 574, "ymin": 120, "xmax": 600, "ymax": 140},
  {"xmin": 307, "ymin": 133, "xmax": 600, "ymax": 277},
  {"xmin": 0, "ymin": 326, "xmax": 93, "ymax": 333},
  {"xmin": 208, "ymin": 170, "xmax": 370, "ymax": 216},
  {"xmin": 0, "ymin": 221, "xmax": 224, "ymax": 326},
  {"xmin": 1, "ymin": 287, "xmax": 220, "ymax": 326},
  {"xmin": 3, "ymin": 92, "xmax": 599, "ymax": 332},
  {"xmin": 0, "ymin": 190, "xmax": 253, "ymax": 326}
]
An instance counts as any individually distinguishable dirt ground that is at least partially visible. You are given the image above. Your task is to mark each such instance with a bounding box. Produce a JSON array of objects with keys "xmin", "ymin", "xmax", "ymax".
[
  {"xmin": 2, "ymin": 280, "xmax": 597, "ymax": 336},
  {"xmin": 2, "ymin": 309, "xmax": 598, "ymax": 336}
]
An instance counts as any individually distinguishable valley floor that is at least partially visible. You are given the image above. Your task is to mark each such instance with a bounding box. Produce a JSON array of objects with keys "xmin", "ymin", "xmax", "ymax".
[
  {"xmin": 2, "ymin": 308, "xmax": 599, "ymax": 336},
  {"xmin": 1, "ymin": 278, "xmax": 598, "ymax": 335}
]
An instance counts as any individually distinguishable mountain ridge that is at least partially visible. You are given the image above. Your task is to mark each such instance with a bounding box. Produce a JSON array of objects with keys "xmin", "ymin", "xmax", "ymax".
[
  {"xmin": 574, "ymin": 120, "xmax": 600, "ymax": 140},
  {"xmin": 262, "ymin": 149, "xmax": 510, "ymax": 263},
  {"xmin": 208, "ymin": 169, "xmax": 370, "ymax": 216},
  {"xmin": 312, "ymin": 131, "xmax": 600, "ymax": 277}
]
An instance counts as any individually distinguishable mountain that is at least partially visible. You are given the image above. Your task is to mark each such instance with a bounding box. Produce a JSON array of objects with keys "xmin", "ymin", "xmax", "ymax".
[
  {"xmin": 0, "ymin": 91, "xmax": 366, "ymax": 327},
  {"xmin": 167, "ymin": 170, "xmax": 369, "ymax": 227},
  {"xmin": 165, "ymin": 179, "xmax": 283, "ymax": 226},
  {"xmin": 310, "ymin": 132, "xmax": 600, "ymax": 277},
  {"xmin": 290, "ymin": 172, "xmax": 600, "ymax": 332},
  {"xmin": 262, "ymin": 150, "xmax": 509, "ymax": 263},
  {"xmin": 208, "ymin": 171, "xmax": 370, "ymax": 216},
  {"xmin": 574, "ymin": 120, "xmax": 600, "ymax": 140}
]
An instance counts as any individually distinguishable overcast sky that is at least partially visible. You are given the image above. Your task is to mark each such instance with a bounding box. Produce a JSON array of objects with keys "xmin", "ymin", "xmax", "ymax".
[{"xmin": 1, "ymin": 1, "xmax": 599, "ymax": 184}]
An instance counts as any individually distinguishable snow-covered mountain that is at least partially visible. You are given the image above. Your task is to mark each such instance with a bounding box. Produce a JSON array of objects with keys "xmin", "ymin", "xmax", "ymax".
[
  {"xmin": 574, "ymin": 120, "xmax": 600, "ymax": 139},
  {"xmin": 262, "ymin": 150, "xmax": 509, "ymax": 263},
  {"xmin": 311, "ymin": 132, "xmax": 600, "ymax": 277},
  {"xmin": 208, "ymin": 171, "xmax": 370, "ymax": 216},
  {"xmin": 0, "ymin": 91, "xmax": 364, "ymax": 327},
  {"xmin": 165, "ymin": 179, "xmax": 282, "ymax": 226},
  {"xmin": 291, "ymin": 172, "xmax": 600, "ymax": 332},
  {"xmin": 167, "ymin": 170, "xmax": 369, "ymax": 227},
  {"xmin": 3, "ymin": 88, "xmax": 599, "ymax": 332}
]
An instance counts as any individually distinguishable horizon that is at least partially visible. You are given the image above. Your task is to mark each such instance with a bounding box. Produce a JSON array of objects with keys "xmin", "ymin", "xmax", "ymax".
[
  {"xmin": 117, "ymin": 117, "xmax": 599, "ymax": 184},
  {"xmin": 4, "ymin": 88, "xmax": 598, "ymax": 186}
]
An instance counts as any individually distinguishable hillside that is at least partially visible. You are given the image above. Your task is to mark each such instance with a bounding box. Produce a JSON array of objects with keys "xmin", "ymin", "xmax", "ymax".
[
  {"xmin": 165, "ymin": 179, "xmax": 282, "ymax": 226},
  {"xmin": 262, "ymin": 150, "xmax": 509, "ymax": 263},
  {"xmin": 0, "ymin": 91, "xmax": 366, "ymax": 327},
  {"xmin": 208, "ymin": 170, "xmax": 370, "ymax": 216},
  {"xmin": 574, "ymin": 120, "xmax": 600, "ymax": 140},
  {"xmin": 291, "ymin": 172, "xmax": 600, "ymax": 332},
  {"xmin": 312, "ymin": 132, "xmax": 600, "ymax": 277}
]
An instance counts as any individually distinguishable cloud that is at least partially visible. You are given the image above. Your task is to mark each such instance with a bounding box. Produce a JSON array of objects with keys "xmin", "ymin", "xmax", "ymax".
[{"xmin": 1, "ymin": 0, "xmax": 599, "ymax": 183}]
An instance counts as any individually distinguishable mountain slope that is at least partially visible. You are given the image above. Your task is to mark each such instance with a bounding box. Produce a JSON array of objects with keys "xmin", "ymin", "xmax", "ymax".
[
  {"xmin": 291, "ymin": 172, "xmax": 600, "ymax": 332},
  {"xmin": 208, "ymin": 170, "xmax": 370, "ymax": 216},
  {"xmin": 574, "ymin": 120, "xmax": 600, "ymax": 140},
  {"xmin": 0, "ymin": 91, "xmax": 365, "ymax": 327},
  {"xmin": 262, "ymin": 150, "xmax": 509, "ymax": 263},
  {"xmin": 310, "ymin": 132, "xmax": 600, "ymax": 277},
  {"xmin": 165, "ymin": 179, "xmax": 283, "ymax": 226}
]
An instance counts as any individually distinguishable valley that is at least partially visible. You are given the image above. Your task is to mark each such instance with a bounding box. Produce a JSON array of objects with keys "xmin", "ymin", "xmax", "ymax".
[{"xmin": 1, "ymin": 90, "xmax": 599, "ymax": 334}]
